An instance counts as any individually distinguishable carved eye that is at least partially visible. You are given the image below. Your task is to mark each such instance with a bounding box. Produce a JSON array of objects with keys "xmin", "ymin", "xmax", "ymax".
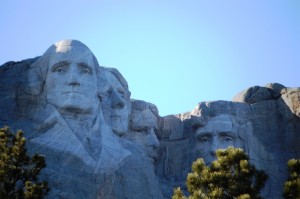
[
  {"xmin": 78, "ymin": 63, "xmax": 92, "ymax": 74},
  {"xmin": 55, "ymin": 67, "xmax": 65, "ymax": 73},
  {"xmin": 52, "ymin": 61, "xmax": 68, "ymax": 73},
  {"xmin": 107, "ymin": 89, "xmax": 112, "ymax": 97},
  {"xmin": 223, "ymin": 136, "xmax": 233, "ymax": 142},
  {"xmin": 197, "ymin": 135, "xmax": 210, "ymax": 143},
  {"xmin": 136, "ymin": 129, "xmax": 148, "ymax": 135},
  {"xmin": 118, "ymin": 90, "xmax": 125, "ymax": 99},
  {"xmin": 82, "ymin": 68, "xmax": 91, "ymax": 74}
]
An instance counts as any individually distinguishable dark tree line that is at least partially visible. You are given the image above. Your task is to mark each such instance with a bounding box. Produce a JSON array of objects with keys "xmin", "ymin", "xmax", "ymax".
[{"xmin": 0, "ymin": 126, "xmax": 49, "ymax": 199}]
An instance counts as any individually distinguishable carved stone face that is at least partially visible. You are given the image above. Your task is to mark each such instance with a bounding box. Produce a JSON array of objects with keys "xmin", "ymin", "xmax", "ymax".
[
  {"xmin": 195, "ymin": 114, "xmax": 243, "ymax": 165},
  {"xmin": 45, "ymin": 43, "xmax": 98, "ymax": 114},
  {"xmin": 127, "ymin": 104, "xmax": 160, "ymax": 162},
  {"xmin": 102, "ymin": 72, "xmax": 130, "ymax": 136}
]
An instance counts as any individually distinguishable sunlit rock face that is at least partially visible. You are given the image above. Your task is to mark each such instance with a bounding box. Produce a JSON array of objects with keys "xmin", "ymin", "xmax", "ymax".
[
  {"xmin": 0, "ymin": 40, "xmax": 299, "ymax": 199},
  {"xmin": 111, "ymin": 100, "xmax": 163, "ymax": 199}
]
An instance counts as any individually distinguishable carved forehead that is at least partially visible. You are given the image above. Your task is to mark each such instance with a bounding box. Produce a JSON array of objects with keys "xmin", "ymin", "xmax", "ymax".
[
  {"xmin": 131, "ymin": 100, "xmax": 158, "ymax": 129},
  {"xmin": 197, "ymin": 114, "xmax": 234, "ymax": 133},
  {"xmin": 43, "ymin": 40, "xmax": 95, "ymax": 61},
  {"xmin": 106, "ymin": 68, "xmax": 129, "ymax": 91},
  {"xmin": 207, "ymin": 114, "xmax": 233, "ymax": 125},
  {"xmin": 131, "ymin": 110, "xmax": 158, "ymax": 129},
  {"xmin": 54, "ymin": 39, "xmax": 91, "ymax": 53},
  {"xmin": 105, "ymin": 70, "xmax": 124, "ymax": 88},
  {"xmin": 45, "ymin": 40, "xmax": 99, "ymax": 74},
  {"xmin": 131, "ymin": 100, "xmax": 158, "ymax": 115}
]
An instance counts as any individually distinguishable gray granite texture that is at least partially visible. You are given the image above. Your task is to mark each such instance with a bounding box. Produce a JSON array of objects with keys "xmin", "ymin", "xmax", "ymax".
[{"xmin": 0, "ymin": 40, "xmax": 299, "ymax": 198}]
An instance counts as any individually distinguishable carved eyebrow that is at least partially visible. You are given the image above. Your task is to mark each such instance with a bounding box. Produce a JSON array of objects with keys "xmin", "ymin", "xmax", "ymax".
[
  {"xmin": 195, "ymin": 132, "xmax": 211, "ymax": 137},
  {"xmin": 78, "ymin": 62, "xmax": 93, "ymax": 72},
  {"xmin": 117, "ymin": 88, "xmax": 125, "ymax": 94},
  {"xmin": 219, "ymin": 131, "xmax": 237, "ymax": 138},
  {"xmin": 50, "ymin": 61, "xmax": 69, "ymax": 71}
]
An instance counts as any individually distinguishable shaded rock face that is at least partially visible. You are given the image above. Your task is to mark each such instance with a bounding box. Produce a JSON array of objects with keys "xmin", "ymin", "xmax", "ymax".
[
  {"xmin": 157, "ymin": 88, "xmax": 300, "ymax": 198},
  {"xmin": 100, "ymin": 67, "xmax": 131, "ymax": 137},
  {"xmin": 0, "ymin": 40, "xmax": 299, "ymax": 199}
]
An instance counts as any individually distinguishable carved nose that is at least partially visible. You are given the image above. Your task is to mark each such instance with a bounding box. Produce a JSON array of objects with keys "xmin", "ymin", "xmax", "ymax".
[
  {"xmin": 146, "ymin": 129, "xmax": 160, "ymax": 148},
  {"xmin": 67, "ymin": 77, "xmax": 80, "ymax": 87},
  {"xmin": 111, "ymin": 90, "xmax": 125, "ymax": 109},
  {"xmin": 67, "ymin": 65, "xmax": 80, "ymax": 86},
  {"xmin": 210, "ymin": 147, "xmax": 216, "ymax": 156},
  {"xmin": 210, "ymin": 138, "xmax": 218, "ymax": 156}
]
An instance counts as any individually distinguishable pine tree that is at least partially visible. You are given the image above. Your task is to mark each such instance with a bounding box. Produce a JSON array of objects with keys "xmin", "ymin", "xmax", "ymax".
[
  {"xmin": 0, "ymin": 126, "xmax": 49, "ymax": 199},
  {"xmin": 173, "ymin": 147, "xmax": 268, "ymax": 199},
  {"xmin": 283, "ymin": 159, "xmax": 300, "ymax": 199}
]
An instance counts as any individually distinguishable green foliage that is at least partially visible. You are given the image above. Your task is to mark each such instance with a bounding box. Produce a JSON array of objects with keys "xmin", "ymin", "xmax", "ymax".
[
  {"xmin": 173, "ymin": 147, "xmax": 268, "ymax": 199},
  {"xmin": 283, "ymin": 159, "xmax": 300, "ymax": 199},
  {"xmin": 172, "ymin": 187, "xmax": 187, "ymax": 199},
  {"xmin": 0, "ymin": 126, "xmax": 49, "ymax": 199}
]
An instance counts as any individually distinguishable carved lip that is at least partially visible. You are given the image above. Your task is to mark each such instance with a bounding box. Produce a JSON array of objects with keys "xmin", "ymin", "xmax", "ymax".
[{"xmin": 63, "ymin": 91, "xmax": 82, "ymax": 94}]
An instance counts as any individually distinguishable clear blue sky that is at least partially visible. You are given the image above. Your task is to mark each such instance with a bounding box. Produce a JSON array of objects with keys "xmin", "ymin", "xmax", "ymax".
[{"xmin": 1, "ymin": 1, "xmax": 299, "ymax": 116}]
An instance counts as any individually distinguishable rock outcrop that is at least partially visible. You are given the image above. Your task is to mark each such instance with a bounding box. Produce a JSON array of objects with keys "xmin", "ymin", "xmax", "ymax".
[
  {"xmin": 158, "ymin": 85, "xmax": 300, "ymax": 198},
  {"xmin": 0, "ymin": 39, "xmax": 299, "ymax": 199}
]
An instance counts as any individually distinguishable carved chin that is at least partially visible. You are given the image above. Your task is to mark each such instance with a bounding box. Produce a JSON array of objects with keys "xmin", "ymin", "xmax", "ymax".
[{"xmin": 111, "ymin": 117, "xmax": 128, "ymax": 134}]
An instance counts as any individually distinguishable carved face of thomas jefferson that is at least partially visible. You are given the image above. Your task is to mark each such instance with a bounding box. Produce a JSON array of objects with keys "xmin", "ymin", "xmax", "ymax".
[
  {"xmin": 45, "ymin": 40, "xmax": 98, "ymax": 114},
  {"xmin": 101, "ymin": 69, "xmax": 131, "ymax": 136}
]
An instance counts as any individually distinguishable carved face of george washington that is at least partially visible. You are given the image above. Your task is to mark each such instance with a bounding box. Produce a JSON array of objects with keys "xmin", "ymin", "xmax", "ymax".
[{"xmin": 45, "ymin": 40, "xmax": 98, "ymax": 114}]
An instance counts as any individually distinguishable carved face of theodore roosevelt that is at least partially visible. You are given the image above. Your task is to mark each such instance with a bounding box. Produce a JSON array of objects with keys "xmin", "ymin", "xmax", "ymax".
[
  {"xmin": 45, "ymin": 40, "xmax": 98, "ymax": 114},
  {"xmin": 126, "ymin": 100, "xmax": 160, "ymax": 162}
]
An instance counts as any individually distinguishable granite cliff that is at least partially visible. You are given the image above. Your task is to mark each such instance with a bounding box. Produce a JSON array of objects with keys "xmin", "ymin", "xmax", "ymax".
[{"xmin": 0, "ymin": 40, "xmax": 299, "ymax": 198}]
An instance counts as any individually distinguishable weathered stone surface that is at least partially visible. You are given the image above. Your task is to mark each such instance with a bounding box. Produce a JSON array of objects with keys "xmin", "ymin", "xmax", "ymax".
[
  {"xmin": 0, "ymin": 58, "xmax": 39, "ymax": 126},
  {"xmin": 265, "ymin": 82, "xmax": 286, "ymax": 96},
  {"xmin": 280, "ymin": 87, "xmax": 300, "ymax": 117},
  {"xmin": 0, "ymin": 39, "xmax": 299, "ymax": 199},
  {"xmin": 158, "ymin": 88, "xmax": 299, "ymax": 198},
  {"xmin": 233, "ymin": 85, "xmax": 279, "ymax": 104}
]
